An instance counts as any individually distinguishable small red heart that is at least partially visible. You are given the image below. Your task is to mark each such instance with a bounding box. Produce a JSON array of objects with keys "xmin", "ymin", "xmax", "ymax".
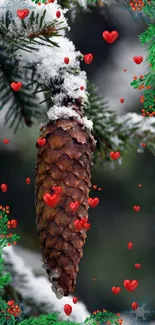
[
  {"xmin": 141, "ymin": 143, "xmax": 146, "ymax": 147},
  {"xmin": 88, "ymin": 197, "xmax": 99, "ymax": 208},
  {"xmin": 3, "ymin": 139, "xmax": 9, "ymax": 144},
  {"xmin": 128, "ymin": 242, "xmax": 133, "ymax": 250},
  {"xmin": 120, "ymin": 98, "xmax": 124, "ymax": 103},
  {"xmin": 93, "ymin": 185, "xmax": 97, "ymax": 189},
  {"xmin": 112, "ymin": 287, "xmax": 121, "ymax": 295},
  {"xmin": 72, "ymin": 297, "xmax": 78, "ymax": 304},
  {"xmin": 138, "ymin": 184, "xmax": 142, "ymax": 187},
  {"xmin": 131, "ymin": 302, "xmax": 138, "ymax": 311},
  {"xmin": 37, "ymin": 138, "xmax": 46, "ymax": 146},
  {"xmin": 43, "ymin": 193, "xmax": 60, "ymax": 207},
  {"xmin": 26, "ymin": 177, "xmax": 31, "ymax": 185},
  {"xmin": 84, "ymin": 53, "xmax": 93, "ymax": 64},
  {"xmin": 102, "ymin": 30, "xmax": 118, "ymax": 44},
  {"xmin": 123, "ymin": 279, "xmax": 139, "ymax": 292},
  {"xmin": 17, "ymin": 9, "xmax": 29, "ymax": 19},
  {"xmin": 135, "ymin": 263, "xmax": 141, "ymax": 269},
  {"xmin": 1, "ymin": 183, "xmax": 7, "ymax": 193},
  {"xmin": 133, "ymin": 56, "xmax": 143, "ymax": 65},
  {"xmin": 83, "ymin": 223, "xmax": 91, "ymax": 230},
  {"xmin": 52, "ymin": 186, "xmax": 62, "ymax": 195},
  {"xmin": 70, "ymin": 201, "xmax": 80, "ymax": 212},
  {"xmin": 133, "ymin": 205, "xmax": 140, "ymax": 212},
  {"xmin": 74, "ymin": 219, "xmax": 83, "ymax": 231},
  {"xmin": 11, "ymin": 82, "xmax": 22, "ymax": 91},
  {"xmin": 110, "ymin": 151, "xmax": 120, "ymax": 160}
]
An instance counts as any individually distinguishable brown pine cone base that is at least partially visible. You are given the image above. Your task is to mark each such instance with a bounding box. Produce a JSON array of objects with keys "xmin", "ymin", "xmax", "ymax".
[{"xmin": 35, "ymin": 118, "xmax": 96, "ymax": 298}]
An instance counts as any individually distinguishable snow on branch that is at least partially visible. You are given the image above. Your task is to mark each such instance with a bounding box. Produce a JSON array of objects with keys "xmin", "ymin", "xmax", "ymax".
[{"xmin": 2, "ymin": 246, "xmax": 90, "ymax": 322}]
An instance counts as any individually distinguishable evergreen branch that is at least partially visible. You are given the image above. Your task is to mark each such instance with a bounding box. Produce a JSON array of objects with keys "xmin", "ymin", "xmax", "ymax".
[
  {"xmin": 85, "ymin": 83, "xmax": 155, "ymax": 164},
  {"xmin": 0, "ymin": 10, "xmax": 63, "ymax": 52},
  {"xmin": 0, "ymin": 48, "xmax": 45, "ymax": 132},
  {"xmin": 2, "ymin": 246, "xmax": 90, "ymax": 321},
  {"xmin": 129, "ymin": 0, "xmax": 155, "ymax": 114}
]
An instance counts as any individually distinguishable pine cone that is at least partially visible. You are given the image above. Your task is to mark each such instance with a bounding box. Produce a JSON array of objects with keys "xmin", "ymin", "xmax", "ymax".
[{"xmin": 35, "ymin": 115, "xmax": 96, "ymax": 298}]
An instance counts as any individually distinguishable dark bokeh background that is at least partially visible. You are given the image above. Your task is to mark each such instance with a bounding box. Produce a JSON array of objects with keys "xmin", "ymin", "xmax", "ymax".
[{"xmin": 0, "ymin": 0, "xmax": 155, "ymax": 317}]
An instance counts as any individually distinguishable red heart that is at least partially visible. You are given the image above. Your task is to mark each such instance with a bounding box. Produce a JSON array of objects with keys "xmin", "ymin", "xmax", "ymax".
[
  {"xmin": 70, "ymin": 201, "xmax": 80, "ymax": 212},
  {"xmin": 72, "ymin": 297, "xmax": 78, "ymax": 304},
  {"xmin": 120, "ymin": 98, "xmax": 124, "ymax": 103},
  {"xmin": 52, "ymin": 186, "xmax": 62, "ymax": 195},
  {"xmin": 37, "ymin": 138, "xmax": 46, "ymax": 146},
  {"xmin": 93, "ymin": 185, "xmax": 97, "ymax": 189},
  {"xmin": 84, "ymin": 54, "xmax": 93, "ymax": 64},
  {"xmin": 43, "ymin": 193, "xmax": 60, "ymax": 207},
  {"xmin": 135, "ymin": 263, "xmax": 141, "ymax": 269},
  {"xmin": 112, "ymin": 287, "xmax": 121, "ymax": 295},
  {"xmin": 128, "ymin": 242, "xmax": 133, "ymax": 250},
  {"xmin": 133, "ymin": 56, "xmax": 143, "ymax": 65},
  {"xmin": 131, "ymin": 302, "xmax": 138, "ymax": 311},
  {"xmin": 88, "ymin": 197, "xmax": 99, "ymax": 208},
  {"xmin": 133, "ymin": 205, "xmax": 140, "ymax": 212},
  {"xmin": 110, "ymin": 151, "xmax": 120, "ymax": 160},
  {"xmin": 141, "ymin": 143, "xmax": 146, "ymax": 147},
  {"xmin": 1, "ymin": 183, "xmax": 7, "ymax": 193},
  {"xmin": 123, "ymin": 280, "xmax": 138, "ymax": 292},
  {"xmin": 102, "ymin": 31, "xmax": 118, "ymax": 44},
  {"xmin": 138, "ymin": 184, "xmax": 142, "ymax": 187},
  {"xmin": 11, "ymin": 82, "xmax": 22, "ymax": 91},
  {"xmin": 74, "ymin": 219, "xmax": 83, "ymax": 231},
  {"xmin": 17, "ymin": 9, "xmax": 30, "ymax": 19},
  {"xmin": 3, "ymin": 139, "xmax": 9, "ymax": 144}
]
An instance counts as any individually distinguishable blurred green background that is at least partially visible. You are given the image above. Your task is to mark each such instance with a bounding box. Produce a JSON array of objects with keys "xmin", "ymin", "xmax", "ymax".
[{"xmin": 0, "ymin": 0, "xmax": 155, "ymax": 318}]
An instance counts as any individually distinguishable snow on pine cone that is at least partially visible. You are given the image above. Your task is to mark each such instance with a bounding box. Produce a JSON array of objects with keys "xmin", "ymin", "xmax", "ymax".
[{"xmin": 35, "ymin": 111, "xmax": 96, "ymax": 298}]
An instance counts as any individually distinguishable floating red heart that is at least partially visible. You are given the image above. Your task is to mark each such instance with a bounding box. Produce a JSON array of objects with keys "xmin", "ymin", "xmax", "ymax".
[
  {"xmin": 84, "ymin": 53, "xmax": 93, "ymax": 64},
  {"xmin": 88, "ymin": 197, "xmax": 99, "ymax": 207},
  {"xmin": 123, "ymin": 279, "xmax": 139, "ymax": 292},
  {"xmin": 133, "ymin": 56, "xmax": 143, "ymax": 65},
  {"xmin": 133, "ymin": 205, "xmax": 140, "ymax": 212},
  {"xmin": 3, "ymin": 139, "xmax": 9, "ymax": 144},
  {"xmin": 102, "ymin": 30, "xmax": 118, "ymax": 44},
  {"xmin": 138, "ymin": 184, "xmax": 142, "ymax": 187},
  {"xmin": 141, "ymin": 143, "xmax": 146, "ymax": 147},
  {"xmin": 120, "ymin": 98, "xmax": 124, "ymax": 103},
  {"xmin": 17, "ymin": 9, "xmax": 30, "ymax": 19},
  {"xmin": 56, "ymin": 10, "xmax": 61, "ymax": 18},
  {"xmin": 26, "ymin": 177, "xmax": 31, "ymax": 185},
  {"xmin": 128, "ymin": 242, "xmax": 133, "ymax": 250},
  {"xmin": 110, "ymin": 151, "xmax": 120, "ymax": 160},
  {"xmin": 37, "ymin": 138, "xmax": 46, "ymax": 146},
  {"xmin": 73, "ymin": 297, "xmax": 78, "ymax": 304},
  {"xmin": 64, "ymin": 57, "xmax": 69, "ymax": 64},
  {"xmin": 1, "ymin": 183, "xmax": 7, "ymax": 193},
  {"xmin": 131, "ymin": 302, "xmax": 138, "ymax": 311},
  {"xmin": 74, "ymin": 219, "xmax": 83, "ymax": 231},
  {"xmin": 43, "ymin": 193, "xmax": 61, "ymax": 207},
  {"xmin": 93, "ymin": 185, "xmax": 97, "ymax": 189},
  {"xmin": 11, "ymin": 82, "xmax": 22, "ymax": 91},
  {"xmin": 70, "ymin": 201, "xmax": 80, "ymax": 212},
  {"xmin": 52, "ymin": 186, "xmax": 62, "ymax": 195},
  {"xmin": 135, "ymin": 263, "xmax": 141, "ymax": 269},
  {"xmin": 111, "ymin": 287, "xmax": 121, "ymax": 295},
  {"xmin": 10, "ymin": 219, "xmax": 18, "ymax": 228},
  {"xmin": 64, "ymin": 304, "xmax": 72, "ymax": 316}
]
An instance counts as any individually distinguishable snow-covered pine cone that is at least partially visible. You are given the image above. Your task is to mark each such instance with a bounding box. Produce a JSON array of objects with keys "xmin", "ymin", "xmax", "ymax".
[{"xmin": 35, "ymin": 110, "xmax": 96, "ymax": 298}]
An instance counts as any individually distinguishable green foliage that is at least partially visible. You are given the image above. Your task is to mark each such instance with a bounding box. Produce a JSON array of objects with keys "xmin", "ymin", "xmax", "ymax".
[
  {"xmin": 129, "ymin": 0, "xmax": 155, "ymax": 114},
  {"xmin": 0, "ymin": 48, "xmax": 43, "ymax": 132},
  {"xmin": 0, "ymin": 9, "xmax": 64, "ymax": 52}
]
